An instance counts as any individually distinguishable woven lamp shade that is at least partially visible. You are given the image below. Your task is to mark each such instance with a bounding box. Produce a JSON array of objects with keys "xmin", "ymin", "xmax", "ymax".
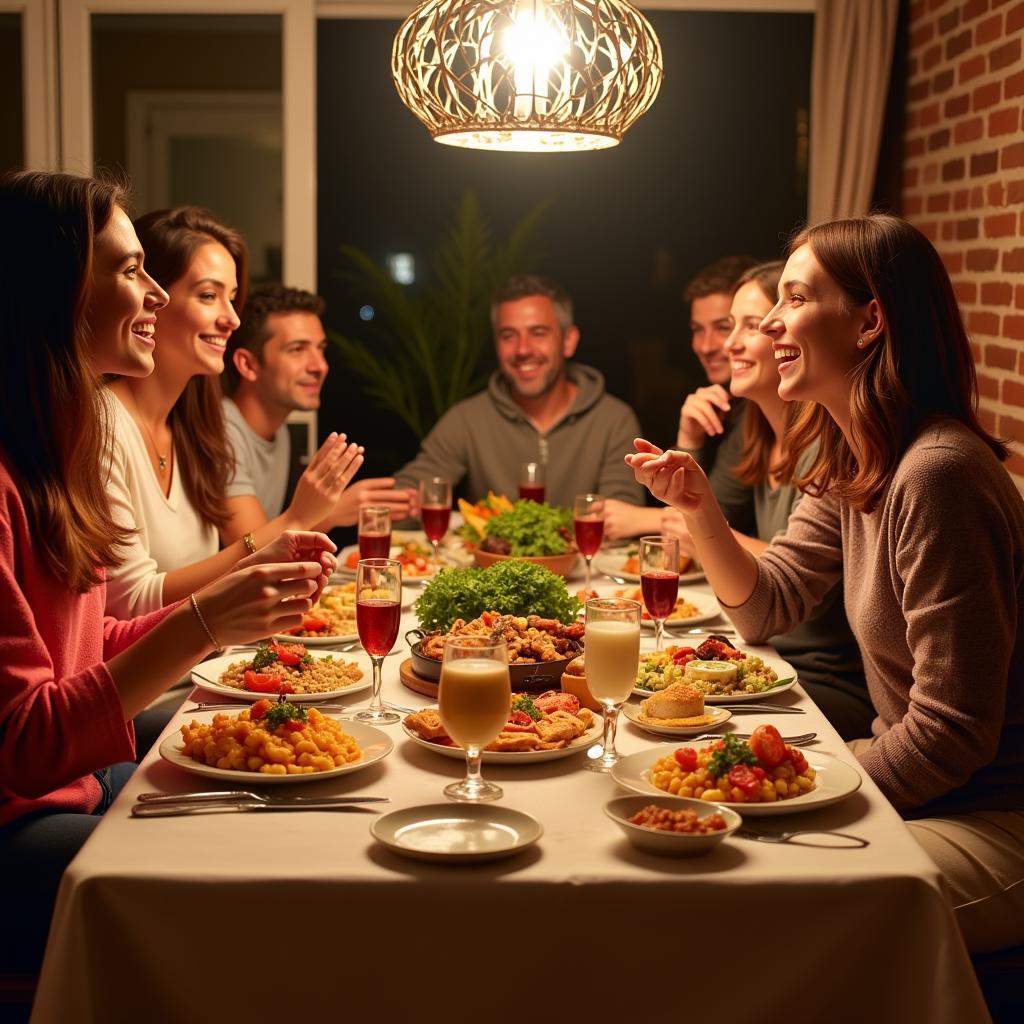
[{"xmin": 392, "ymin": 0, "xmax": 664, "ymax": 152}]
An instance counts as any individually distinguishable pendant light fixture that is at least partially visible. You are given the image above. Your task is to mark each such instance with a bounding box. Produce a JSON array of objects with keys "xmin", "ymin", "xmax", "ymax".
[{"xmin": 392, "ymin": 0, "xmax": 664, "ymax": 153}]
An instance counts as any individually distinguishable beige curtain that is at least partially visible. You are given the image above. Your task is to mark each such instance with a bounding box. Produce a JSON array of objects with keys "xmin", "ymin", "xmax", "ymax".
[{"xmin": 808, "ymin": 0, "xmax": 900, "ymax": 222}]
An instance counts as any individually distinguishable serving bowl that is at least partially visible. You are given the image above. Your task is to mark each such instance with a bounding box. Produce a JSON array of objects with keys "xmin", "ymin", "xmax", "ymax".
[
  {"xmin": 472, "ymin": 548, "xmax": 579, "ymax": 579},
  {"xmin": 405, "ymin": 629, "xmax": 581, "ymax": 691},
  {"xmin": 604, "ymin": 795, "xmax": 741, "ymax": 857}
]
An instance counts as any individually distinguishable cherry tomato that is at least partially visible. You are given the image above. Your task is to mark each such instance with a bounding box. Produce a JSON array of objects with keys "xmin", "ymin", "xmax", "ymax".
[
  {"xmin": 752, "ymin": 766, "xmax": 766, "ymax": 780},
  {"xmin": 786, "ymin": 746, "xmax": 809, "ymax": 775},
  {"xmin": 481, "ymin": 611, "xmax": 496, "ymax": 627},
  {"xmin": 504, "ymin": 711, "xmax": 536, "ymax": 733},
  {"xmin": 674, "ymin": 747, "xmax": 699, "ymax": 771},
  {"xmin": 268, "ymin": 641, "xmax": 304, "ymax": 666},
  {"xmin": 671, "ymin": 647, "xmax": 696, "ymax": 664},
  {"xmin": 243, "ymin": 670, "xmax": 287, "ymax": 694},
  {"xmin": 748, "ymin": 724, "xmax": 786, "ymax": 767},
  {"xmin": 345, "ymin": 552, "xmax": 360, "ymax": 569},
  {"xmin": 301, "ymin": 616, "xmax": 328, "ymax": 633},
  {"xmin": 283, "ymin": 720, "xmax": 305, "ymax": 732},
  {"xmin": 250, "ymin": 699, "xmax": 272, "ymax": 719},
  {"xmin": 728, "ymin": 764, "xmax": 761, "ymax": 796}
]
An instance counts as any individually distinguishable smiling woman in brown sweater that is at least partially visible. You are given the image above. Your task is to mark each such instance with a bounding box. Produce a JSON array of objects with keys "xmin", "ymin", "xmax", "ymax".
[{"xmin": 627, "ymin": 214, "xmax": 1024, "ymax": 955}]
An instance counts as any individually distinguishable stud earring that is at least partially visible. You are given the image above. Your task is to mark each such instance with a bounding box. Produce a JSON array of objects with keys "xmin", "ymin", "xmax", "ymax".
[{"xmin": 856, "ymin": 338, "xmax": 866, "ymax": 348}]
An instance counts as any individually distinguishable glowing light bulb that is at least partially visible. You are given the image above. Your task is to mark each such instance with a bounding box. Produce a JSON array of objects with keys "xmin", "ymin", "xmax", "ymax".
[{"xmin": 502, "ymin": 2, "xmax": 569, "ymax": 118}]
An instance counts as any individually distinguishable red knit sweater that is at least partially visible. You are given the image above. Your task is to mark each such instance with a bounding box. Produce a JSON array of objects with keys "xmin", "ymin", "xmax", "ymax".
[{"xmin": 0, "ymin": 453, "xmax": 172, "ymax": 827}]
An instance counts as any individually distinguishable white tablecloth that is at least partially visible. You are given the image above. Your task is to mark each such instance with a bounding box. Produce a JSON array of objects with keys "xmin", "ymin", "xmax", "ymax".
[{"xmin": 31, "ymin": 583, "xmax": 989, "ymax": 1023}]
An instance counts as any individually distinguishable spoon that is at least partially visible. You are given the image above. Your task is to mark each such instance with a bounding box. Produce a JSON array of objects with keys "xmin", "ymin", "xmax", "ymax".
[
  {"xmin": 690, "ymin": 731, "xmax": 817, "ymax": 745},
  {"xmin": 735, "ymin": 828, "xmax": 869, "ymax": 848}
]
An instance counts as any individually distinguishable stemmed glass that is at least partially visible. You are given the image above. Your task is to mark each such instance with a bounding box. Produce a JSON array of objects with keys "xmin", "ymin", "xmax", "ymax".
[
  {"xmin": 519, "ymin": 461, "xmax": 545, "ymax": 503},
  {"xmin": 419, "ymin": 477, "xmax": 452, "ymax": 569},
  {"xmin": 354, "ymin": 558, "xmax": 402, "ymax": 725},
  {"xmin": 583, "ymin": 597, "xmax": 641, "ymax": 773},
  {"xmin": 573, "ymin": 493, "xmax": 605, "ymax": 592},
  {"xmin": 358, "ymin": 505, "xmax": 392, "ymax": 560},
  {"xmin": 439, "ymin": 637, "xmax": 511, "ymax": 802},
  {"xmin": 638, "ymin": 534, "xmax": 680, "ymax": 652}
]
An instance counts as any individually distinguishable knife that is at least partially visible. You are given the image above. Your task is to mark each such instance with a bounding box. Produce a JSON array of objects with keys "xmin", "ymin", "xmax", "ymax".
[
  {"xmin": 131, "ymin": 801, "xmax": 385, "ymax": 817},
  {"xmin": 137, "ymin": 790, "xmax": 389, "ymax": 805},
  {"xmin": 712, "ymin": 703, "xmax": 806, "ymax": 713}
]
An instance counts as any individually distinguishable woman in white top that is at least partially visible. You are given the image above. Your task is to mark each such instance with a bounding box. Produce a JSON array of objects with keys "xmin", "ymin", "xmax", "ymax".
[{"xmin": 105, "ymin": 207, "xmax": 362, "ymax": 618}]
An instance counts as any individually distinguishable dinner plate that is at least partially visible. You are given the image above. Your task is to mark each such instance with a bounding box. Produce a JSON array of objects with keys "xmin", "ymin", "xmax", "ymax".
[
  {"xmin": 611, "ymin": 743, "xmax": 862, "ymax": 816},
  {"xmin": 370, "ymin": 804, "xmax": 543, "ymax": 863},
  {"xmin": 190, "ymin": 650, "xmax": 372, "ymax": 703},
  {"xmin": 632, "ymin": 652, "xmax": 798, "ymax": 703},
  {"xmin": 402, "ymin": 712, "xmax": 604, "ymax": 763},
  {"xmin": 160, "ymin": 714, "xmax": 393, "ymax": 785},
  {"xmin": 594, "ymin": 551, "xmax": 706, "ymax": 586},
  {"xmin": 608, "ymin": 588, "xmax": 722, "ymax": 629},
  {"xmin": 621, "ymin": 702, "xmax": 733, "ymax": 737},
  {"xmin": 336, "ymin": 544, "xmax": 440, "ymax": 583}
]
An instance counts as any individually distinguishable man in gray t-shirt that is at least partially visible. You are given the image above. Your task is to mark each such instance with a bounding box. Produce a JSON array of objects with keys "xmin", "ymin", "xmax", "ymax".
[{"xmin": 221, "ymin": 284, "xmax": 410, "ymax": 543}]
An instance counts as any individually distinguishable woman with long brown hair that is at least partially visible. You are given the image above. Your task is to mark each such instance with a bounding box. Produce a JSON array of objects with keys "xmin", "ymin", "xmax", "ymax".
[
  {"xmin": 104, "ymin": 206, "xmax": 362, "ymax": 617},
  {"xmin": 663, "ymin": 261, "xmax": 869, "ymax": 738},
  {"xmin": 0, "ymin": 171, "xmax": 335, "ymax": 972},
  {"xmin": 628, "ymin": 214, "xmax": 1024, "ymax": 953}
]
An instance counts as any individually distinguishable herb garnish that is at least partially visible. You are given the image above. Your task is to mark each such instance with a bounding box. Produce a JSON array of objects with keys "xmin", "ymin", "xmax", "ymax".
[
  {"xmin": 511, "ymin": 695, "xmax": 542, "ymax": 721},
  {"xmin": 261, "ymin": 701, "xmax": 308, "ymax": 731},
  {"xmin": 706, "ymin": 734, "xmax": 758, "ymax": 777},
  {"xmin": 251, "ymin": 643, "xmax": 279, "ymax": 670}
]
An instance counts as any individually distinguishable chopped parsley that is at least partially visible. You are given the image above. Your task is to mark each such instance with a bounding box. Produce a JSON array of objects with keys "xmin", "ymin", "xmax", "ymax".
[
  {"xmin": 261, "ymin": 701, "xmax": 308, "ymax": 731},
  {"xmin": 510, "ymin": 695, "xmax": 542, "ymax": 721},
  {"xmin": 707, "ymin": 734, "xmax": 758, "ymax": 777},
  {"xmin": 250, "ymin": 644, "xmax": 279, "ymax": 671}
]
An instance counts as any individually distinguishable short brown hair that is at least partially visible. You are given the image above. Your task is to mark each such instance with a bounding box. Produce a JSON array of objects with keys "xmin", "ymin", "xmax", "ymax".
[
  {"xmin": 682, "ymin": 255, "xmax": 759, "ymax": 304},
  {"xmin": 224, "ymin": 283, "xmax": 326, "ymax": 392},
  {"xmin": 781, "ymin": 214, "xmax": 1006, "ymax": 511},
  {"xmin": 134, "ymin": 206, "xmax": 249, "ymax": 532},
  {"xmin": 491, "ymin": 274, "xmax": 573, "ymax": 331}
]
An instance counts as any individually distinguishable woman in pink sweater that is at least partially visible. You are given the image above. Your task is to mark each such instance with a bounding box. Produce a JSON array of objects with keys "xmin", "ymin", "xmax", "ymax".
[
  {"xmin": 0, "ymin": 170, "xmax": 337, "ymax": 972},
  {"xmin": 627, "ymin": 214, "xmax": 1024, "ymax": 954}
]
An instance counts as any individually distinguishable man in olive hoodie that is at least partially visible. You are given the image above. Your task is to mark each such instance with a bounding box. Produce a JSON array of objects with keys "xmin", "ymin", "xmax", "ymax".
[{"xmin": 395, "ymin": 274, "xmax": 643, "ymax": 509}]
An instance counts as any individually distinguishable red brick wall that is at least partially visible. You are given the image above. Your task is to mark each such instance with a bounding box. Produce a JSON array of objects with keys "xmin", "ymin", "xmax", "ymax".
[{"xmin": 901, "ymin": 0, "xmax": 1024, "ymax": 484}]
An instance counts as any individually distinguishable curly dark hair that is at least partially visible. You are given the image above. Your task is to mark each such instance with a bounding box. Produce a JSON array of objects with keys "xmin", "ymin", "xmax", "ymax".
[
  {"xmin": 223, "ymin": 283, "xmax": 326, "ymax": 392},
  {"xmin": 682, "ymin": 255, "xmax": 759, "ymax": 304}
]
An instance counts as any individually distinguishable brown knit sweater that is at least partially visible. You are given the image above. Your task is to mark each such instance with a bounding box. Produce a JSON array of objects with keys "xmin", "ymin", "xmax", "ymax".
[{"xmin": 728, "ymin": 419, "xmax": 1024, "ymax": 817}]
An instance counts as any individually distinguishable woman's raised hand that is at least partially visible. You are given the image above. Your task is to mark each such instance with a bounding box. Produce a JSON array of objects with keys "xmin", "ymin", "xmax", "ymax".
[
  {"xmin": 288, "ymin": 432, "xmax": 364, "ymax": 529},
  {"xmin": 195, "ymin": 560, "xmax": 325, "ymax": 646},
  {"xmin": 625, "ymin": 439, "xmax": 713, "ymax": 515},
  {"xmin": 233, "ymin": 530, "xmax": 337, "ymax": 600},
  {"xmin": 677, "ymin": 384, "xmax": 732, "ymax": 448}
]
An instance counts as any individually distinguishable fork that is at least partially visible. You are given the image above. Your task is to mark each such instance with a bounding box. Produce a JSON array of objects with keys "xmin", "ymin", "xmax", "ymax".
[
  {"xmin": 735, "ymin": 828, "xmax": 869, "ymax": 848},
  {"xmin": 691, "ymin": 731, "xmax": 817, "ymax": 746}
]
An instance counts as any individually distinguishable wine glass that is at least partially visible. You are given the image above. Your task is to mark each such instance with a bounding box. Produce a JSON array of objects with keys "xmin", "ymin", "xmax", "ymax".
[
  {"xmin": 358, "ymin": 505, "xmax": 392, "ymax": 560},
  {"xmin": 419, "ymin": 477, "xmax": 452, "ymax": 569},
  {"xmin": 573, "ymin": 493, "xmax": 605, "ymax": 592},
  {"xmin": 519, "ymin": 461, "xmax": 545, "ymax": 503},
  {"xmin": 583, "ymin": 597, "xmax": 641, "ymax": 773},
  {"xmin": 638, "ymin": 534, "xmax": 680, "ymax": 652},
  {"xmin": 355, "ymin": 558, "xmax": 402, "ymax": 725},
  {"xmin": 439, "ymin": 637, "xmax": 511, "ymax": 802}
]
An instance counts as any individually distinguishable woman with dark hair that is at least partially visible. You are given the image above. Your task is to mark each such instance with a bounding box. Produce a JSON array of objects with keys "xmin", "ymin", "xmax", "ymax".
[
  {"xmin": 104, "ymin": 206, "xmax": 362, "ymax": 617},
  {"xmin": 0, "ymin": 171, "xmax": 335, "ymax": 971},
  {"xmin": 663, "ymin": 261, "xmax": 869, "ymax": 738},
  {"xmin": 628, "ymin": 214, "xmax": 1024, "ymax": 953}
]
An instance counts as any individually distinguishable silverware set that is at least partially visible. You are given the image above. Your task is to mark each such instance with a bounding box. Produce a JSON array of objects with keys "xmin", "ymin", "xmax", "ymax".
[
  {"xmin": 691, "ymin": 731, "xmax": 817, "ymax": 746},
  {"xmin": 735, "ymin": 828, "xmax": 869, "ymax": 848},
  {"xmin": 131, "ymin": 790, "xmax": 390, "ymax": 817},
  {"xmin": 183, "ymin": 700, "xmax": 418, "ymax": 716}
]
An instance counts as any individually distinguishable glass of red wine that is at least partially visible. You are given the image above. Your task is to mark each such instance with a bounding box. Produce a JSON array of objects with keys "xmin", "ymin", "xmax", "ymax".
[
  {"xmin": 519, "ymin": 461, "xmax": 545, "ymax": 503},
  {"xmin": 355, "ymin": 558, "xmax": 402, "ymax": 724},
  {"xmin": 419, "ymin": 477, "xmax": 452, "ymax": 569},
  {"xmin": 638, "ymin": 535, "xmax": 680, "ymax": 652},
  {"xmin": 358, "ymin": 505, "xmax": 392, "ymax": 560},
  {"xmin": 573, "ymin": 493, "xmax": 605, "ymax": 592}
]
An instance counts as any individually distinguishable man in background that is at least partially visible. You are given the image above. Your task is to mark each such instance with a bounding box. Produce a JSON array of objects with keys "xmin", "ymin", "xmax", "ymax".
[
  {"xmin": 394, "ymin": 273, "xmax": 643, "ymax": 510},
  {"xmin": 221, "ymin": 283, "xmax": 410, "ymax": 542}
]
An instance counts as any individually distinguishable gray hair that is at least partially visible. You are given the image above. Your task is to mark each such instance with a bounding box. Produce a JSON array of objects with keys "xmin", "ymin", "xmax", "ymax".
[{"xmin": 491, "ymin": 274, "xmax": 573, "ymax": 331}]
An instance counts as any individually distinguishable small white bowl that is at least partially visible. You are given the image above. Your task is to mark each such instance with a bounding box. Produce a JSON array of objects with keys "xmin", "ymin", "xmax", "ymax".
[{"xmin": 604, "ymin": 795, "xmax": 742, "ymax": 857}]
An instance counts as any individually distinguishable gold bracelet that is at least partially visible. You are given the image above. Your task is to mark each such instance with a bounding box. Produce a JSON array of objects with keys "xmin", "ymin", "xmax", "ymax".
[
  {"xmin": 189, "ymin": 592, "xmax": 223, "ymax": 654},
  {"xmin": 243, "ymin": 532, "xmax": 257, "ymax": 555}
]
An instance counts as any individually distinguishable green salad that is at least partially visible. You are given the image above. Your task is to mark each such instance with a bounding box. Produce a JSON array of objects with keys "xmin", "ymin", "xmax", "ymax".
[
  {"xmin": 483, "ymin": 501, "xmax": 573, "ymax": 557},
  {"xmin": 414, "ymin": 559, "xmax": 582, "ymax": 632}
]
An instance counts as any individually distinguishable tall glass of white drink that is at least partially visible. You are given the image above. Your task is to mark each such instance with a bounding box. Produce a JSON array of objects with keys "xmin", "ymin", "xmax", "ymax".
[
  {"xmin": 583, "ymin": 597, "xmax": 641, "ymax": 773},
  {"xmin": 439, "ymin": 637, "xmax": 511, "ymax": 801}
]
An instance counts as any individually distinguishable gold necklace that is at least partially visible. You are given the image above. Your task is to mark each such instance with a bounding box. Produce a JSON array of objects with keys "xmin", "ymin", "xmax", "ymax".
[{"xmin": 130, "ymin": 396, "xmax": 170, "ymax": 474}]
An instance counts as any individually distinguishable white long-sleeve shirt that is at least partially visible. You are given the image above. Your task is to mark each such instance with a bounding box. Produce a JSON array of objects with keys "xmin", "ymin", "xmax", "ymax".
[{"xmin": 102, "ymin": 392, "xmax": 218, "ymax": 619}]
